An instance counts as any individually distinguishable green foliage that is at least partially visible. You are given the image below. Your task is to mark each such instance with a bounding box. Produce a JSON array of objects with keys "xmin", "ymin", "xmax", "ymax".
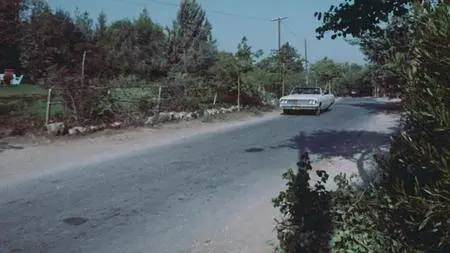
[
  {"xmin": 210, "ymin": 51, "xmax": 239, "ymax": 90},
  {"xmin": 0, "ymin": 85, "xmax": 63, "ymax": 126},
  {"xmin": 235, "ymin": 36, "xmax": 261, "ymax": 73},
  {"xmin": 307, "ymin": 57, "xmax": 373, "ymax": 96},
  {"xmin": 331, "ymin": 174, "xmax": 409, "ymax": 253},
  {"xmin": 279, "ymin": 42, "xmax": 304, "ymax": 73},
  {"xmin": 314, "ymin": 0, "xmax": 412, "ymax": 39},
  {"xmin": 166, "ymin": 0, "xmax": 217, "ymax": 76},
  {"xmin": 309, "ymin": 57, "xmax": 341, "ymax": 86},
  {"xmin": 275, "ymin": 2, "xmax": 450, "ymax": 253},
  {"xmin": 95, "ymin": 75, "xmax": 159, "ymax": 122},
  {"xmin": 272, "ymin": 152, "xmax": 332, "ymax": 253},
  {"xmin": 103, "ymin": 9, "xmax": 167, "ymax": 79},
  {"xmin": 378, "ymin": 3, "xmax": 450, "ymax": 251}
]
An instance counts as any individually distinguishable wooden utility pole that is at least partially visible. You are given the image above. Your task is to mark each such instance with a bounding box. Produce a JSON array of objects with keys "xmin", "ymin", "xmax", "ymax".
[
  {"xmin": 304, "ymin": 38, "xmax": 309, "ymax": 86},
  {"xmin": 271, "ymin": 16, "xmax": 287, "ymax": 96},
  {"xmin": 81, "ymin": 51, "xmax": 87, "ymax": 86}
]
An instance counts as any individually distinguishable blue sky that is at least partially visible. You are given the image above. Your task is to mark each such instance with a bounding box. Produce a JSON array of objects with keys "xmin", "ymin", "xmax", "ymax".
[{"xmin": 46, "ymin": 0, "xmax": 366, "ymax": 64}]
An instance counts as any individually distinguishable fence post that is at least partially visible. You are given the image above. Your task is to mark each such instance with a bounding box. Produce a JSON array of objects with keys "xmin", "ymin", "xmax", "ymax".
[
  {"xmin": 153, "ymin": 85, "xmax": 162, "ymax": 124},
  {"xmin": 45, "ymin": 88, "xmax": 52, "ymax": 126},
  {"xmin": 237, "ymin": 74, "xmax": 241, "ymax": 111}
]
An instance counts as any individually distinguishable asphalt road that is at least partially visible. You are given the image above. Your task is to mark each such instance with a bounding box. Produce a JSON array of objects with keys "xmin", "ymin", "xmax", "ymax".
[{"xmin": 0, "ymin": 98, "xmax": 401, "ymax": 253}]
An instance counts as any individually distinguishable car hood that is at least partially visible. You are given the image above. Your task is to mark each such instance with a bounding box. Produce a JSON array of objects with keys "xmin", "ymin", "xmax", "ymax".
[{"xmin": 280, "ymin": 94, "xmax": 321, "ymax": 100}]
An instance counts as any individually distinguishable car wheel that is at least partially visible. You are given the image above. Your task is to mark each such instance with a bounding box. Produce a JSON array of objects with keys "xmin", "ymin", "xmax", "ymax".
[
  {"xmin": 326, "ymin": 103, "xmax": 333, "ymax": 111},
  {"xmin": 315, "ymin": 104, "xmax": 321, "ymax": 115},
  {"xmin": 283, "ymin": 109, "xmax": 290, "ymax": 115}
]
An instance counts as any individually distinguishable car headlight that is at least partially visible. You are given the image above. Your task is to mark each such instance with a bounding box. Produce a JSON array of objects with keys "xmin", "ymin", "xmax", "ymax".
[
  {"xmin": 309, "ymin": 100, "xmax": 317, "ymax": 104},
  {"xmin": 280, "ymin": 99, "xmax": 287, "ymax": 104}
]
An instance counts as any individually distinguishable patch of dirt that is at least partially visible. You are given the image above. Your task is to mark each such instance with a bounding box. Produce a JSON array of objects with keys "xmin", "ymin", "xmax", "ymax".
[
  {"xmin": 0, "ymin": 109, "xmax": 281, "ymax": 187},
  {"xmin": 188, "ymin": 172, "xmax": 284, "ymax": 253}
]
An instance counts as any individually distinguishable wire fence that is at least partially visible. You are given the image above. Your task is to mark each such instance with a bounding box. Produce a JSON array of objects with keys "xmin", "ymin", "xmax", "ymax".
[{"xmin": 1, "ymin": 84, "xmax": 244, "ymax": 129}]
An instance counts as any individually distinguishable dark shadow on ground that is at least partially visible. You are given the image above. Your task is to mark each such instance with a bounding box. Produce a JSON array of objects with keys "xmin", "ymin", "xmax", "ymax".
[
  {"xmin": 348, "ymin": 102, "xmax": 403, "ymax": 115},
  {"xmin": 270, "ymin": 130, "xmax": 395, "ymax": 184},
  {"xmin": 282, "ymin": 107, "xmax": 332, "ymax": 116},
  {"xmin": 0, "ymin": 141, "xmax": 24, "ymax": 153}
]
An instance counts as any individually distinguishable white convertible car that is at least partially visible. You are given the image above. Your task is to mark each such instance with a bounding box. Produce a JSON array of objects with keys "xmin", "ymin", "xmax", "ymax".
[{"xmin": 279, "ymin": 87, "xmax": 335, "ymax": 115}]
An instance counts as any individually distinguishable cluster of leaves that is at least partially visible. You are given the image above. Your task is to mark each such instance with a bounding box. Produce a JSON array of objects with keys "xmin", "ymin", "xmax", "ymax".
[
  {"xmin": 314, "ymin": 0, "xmax": 413, "ymax": 39},
  {"xmin": 377, "ymin": 3, "xmax": 450, "ymax": 251},
  {"xmin": 272, "ymin": 152, "xmax": 332, "ymax": 253},
  {"xmin": 307, "ymin": 57, "xmax": 375, "ymax": 96},
  {"xmin": 274, "ymin": 2, "xmax": 449, "ymax": 252},
  {"xmin": 272, "ymin": 154, "xmax": 408, "ymax": 253},
  {"xmin": 314, "ymin": 0, "xmax": 418, "ymax": 96},
  {"xmin": 330, "ymin": 174, "xmax": 409, "ymax": 253}
]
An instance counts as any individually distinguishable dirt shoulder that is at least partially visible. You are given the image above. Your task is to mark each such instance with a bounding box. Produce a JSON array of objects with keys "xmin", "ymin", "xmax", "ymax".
[{"xmin": 0, "ymin": 109, "xmax": 281, "ymax": 187}]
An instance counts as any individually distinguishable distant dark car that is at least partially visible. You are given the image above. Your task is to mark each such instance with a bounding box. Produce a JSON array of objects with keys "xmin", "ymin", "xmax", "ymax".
[{"xmin": 350, "ymin": 89, "xmax": 358, "ymax": 97}]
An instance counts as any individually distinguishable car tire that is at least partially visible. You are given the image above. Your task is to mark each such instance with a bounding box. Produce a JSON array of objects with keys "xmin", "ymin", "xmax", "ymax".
[
  {"xmin": 315, "ymin": 104, "xmax": 321, "ymax": 115},
  {"xmin": 326, "ymin": 102, "xmax": 334, "ymax": 111},
  {"xmin": 283, "ymin": 109, "xmax": 290, "ymax": 115}
]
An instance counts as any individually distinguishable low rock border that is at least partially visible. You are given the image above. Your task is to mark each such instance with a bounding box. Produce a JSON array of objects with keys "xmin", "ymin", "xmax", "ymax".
[{"xmin": 45, "ymin": 105, "xmax": 248, "ymax": 136}]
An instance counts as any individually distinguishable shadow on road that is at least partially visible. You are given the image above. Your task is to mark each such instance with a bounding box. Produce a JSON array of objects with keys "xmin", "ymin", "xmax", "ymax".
[
  {"xmin": 282, "ymin": 107, "xmax": 332, "ymax": 116},
  {"xmin": 270, "ymin": 130, "xmax": 394, "ymax": 184},
  {"xmin": 348, "ymin": 101, "xmax": 403, "ymax": 115},
  {"xmin": 0, "ymin": 140, "xmax": 24, "ymax": 153},
  {"xmin": 270, "ymin": 130, "xmax": 391, "ymax": 158}
]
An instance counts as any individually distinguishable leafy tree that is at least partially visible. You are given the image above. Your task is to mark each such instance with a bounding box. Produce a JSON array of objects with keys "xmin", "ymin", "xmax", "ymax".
[
  {"xmin": 20, "ymin": 4, "xmax": 90, "ymax": 83},
  {"xmin": 279, "ymin": 42, "xmax": 304, "ymax": 73},
  {"xmin": 257, "ymin": 51, "xmax": 278, "ymax": 73},
  {"xmin": 257, "ymin": 45, "xmax": 305, "ymax": 96},
  {"xmin": 309, "ymin": 57, "xmax": 342, "ymax": 90},
  {"xmin": 166, "ymin": 0, "xmax": 217, "ymax": 77},
  {"xmin": 356, "ymin": 15, "xmax": 410, "ymax": 95},
  {"xmin": 102, "ymin": 9, "xmax": 166, "ymax": 79},
  {"xmin": 0, "ymin": 0, "xmax": 22, "ymax": 71},
  {"xmin": 235, "ymin": 36, "xmax": 261, "ymax": 73},
  {"xmin": 210, "ymin": 51, "xmax": 238, "ymax": 90},
  {"xmin": 74, "ymin": 8, "xmax": 94, "ymax": 40},
  {"xmin": 314, "ymin": 0, "xmax": 413, "ymax": 39},
  {"xmin": 234, "ymin": 36, "xmax": 264, "ymax": 104},
  {"xmin": 379, "ymin": 4, "xmax": 450, "ymax": 251},
  {"xmin": 95, "ymin": 10, "xmax": 107, "ymax": 40},
  {"xmin": 20, "ymin": 4, "xmax": 109, "ymax": 121}
]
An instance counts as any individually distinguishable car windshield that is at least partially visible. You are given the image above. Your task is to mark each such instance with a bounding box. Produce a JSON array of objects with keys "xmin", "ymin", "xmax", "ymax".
[{"xmin": 291, "ymin": 87, "xmax": 321, "ymax": 95}]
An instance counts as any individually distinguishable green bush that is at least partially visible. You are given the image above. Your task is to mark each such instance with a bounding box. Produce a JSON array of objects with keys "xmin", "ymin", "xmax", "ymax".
[
  {"xmin": 330, "ymin": 174, "xmax": 409, "ymax": 253},
  {"xmin": 272, "ymin": 3, "xmax": 450, "ymax": 253},
  {"xmin": 272, "ymin": 156, "xmax": 408, "ymax": 253},
  {"xmin": 272, "ymin": 152, "xmax": 332, "ymax": 253},
  {"xmin": 377, "ymin": 3, "xmax": 450, "ymax": 251},
  {"xmin": 95, "ymin": 76, "xmax": 159, "ymax": 122}
]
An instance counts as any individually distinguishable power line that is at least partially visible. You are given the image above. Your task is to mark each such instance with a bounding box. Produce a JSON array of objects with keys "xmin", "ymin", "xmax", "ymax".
[
  {"xmin": 285, "ymin": 25, "xmax": 300, "ymax": 40},
  {"xmin": 271, "ymin": 17, "xmax": 287, "ymax": 96},
  {"xmin": 285, "ymin": 24, "xmax": 310, "ymax": 85},
  {"xmin": 113, "ymin": 0, "xmax": 271, "ymax": 21}
]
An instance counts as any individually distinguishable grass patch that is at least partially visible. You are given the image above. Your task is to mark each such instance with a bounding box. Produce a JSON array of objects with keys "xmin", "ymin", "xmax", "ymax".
[
  {"xmin": 0, "ymin": 84, "xmax": 47, "ymax": 98},
  {"xmin": 0, "ymin": 84, "xmax": 64, "ymax": 125}
]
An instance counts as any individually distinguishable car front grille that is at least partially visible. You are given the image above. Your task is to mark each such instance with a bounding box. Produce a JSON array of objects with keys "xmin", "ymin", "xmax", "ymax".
[{"xmin": 286, "ymin": 99, "xmax": 309, "ymax": 105}]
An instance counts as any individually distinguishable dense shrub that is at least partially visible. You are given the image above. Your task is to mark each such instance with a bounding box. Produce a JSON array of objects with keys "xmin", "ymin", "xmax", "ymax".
[
  {"xmin": 377, "ymin": 3, "xmax": 450, "ymax": 251},
  {"xmin": 272, "ymin": 152, "xmax": 332, "ymax": 253},
  {"xmin": 274, "ymin": 3, "xmax": 450, "ymax": 252}
]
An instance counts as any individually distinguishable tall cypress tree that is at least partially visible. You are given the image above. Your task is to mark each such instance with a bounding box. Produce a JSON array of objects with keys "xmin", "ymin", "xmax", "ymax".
[{"xmin": 166, "ymin": 0, "xmax": 217, "ymax": 76}]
